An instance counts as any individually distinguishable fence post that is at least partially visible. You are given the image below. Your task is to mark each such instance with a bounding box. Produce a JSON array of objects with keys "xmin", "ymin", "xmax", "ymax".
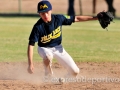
[
  {"xmin": 79, "ymin": 0, "xmax": 82, "ymax": 15},
  {"xmin": 18, "ymin": 0, "xmax": 21, "ymax": 14}
]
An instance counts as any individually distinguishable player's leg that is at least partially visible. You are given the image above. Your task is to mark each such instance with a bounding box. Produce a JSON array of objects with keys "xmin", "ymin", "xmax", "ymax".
[
  {"xmin": 68, "ymin": 0, "xmax": 75, "ymax": 15},
  {"xmin": 38, "ymin": 46, "xmax": 53, "ymax": 76},
  {"xmin": 53, "ymin": 45, "xmax": 79, "ymax": 78},
  {"xmin": 105, "ymin": 0, "xmax": 116, "ymax": 16}
]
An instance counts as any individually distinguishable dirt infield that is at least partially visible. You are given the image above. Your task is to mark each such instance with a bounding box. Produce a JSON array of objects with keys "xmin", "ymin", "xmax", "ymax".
[{"xmin": 0, "ymin": 62, "xmax": 120, "ymax": 90}]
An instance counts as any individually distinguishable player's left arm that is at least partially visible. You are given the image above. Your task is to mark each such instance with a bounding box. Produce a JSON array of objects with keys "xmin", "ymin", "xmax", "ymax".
[{"xmin": 74, "ymin": 15, "xmax": 98, "ymax": 22}]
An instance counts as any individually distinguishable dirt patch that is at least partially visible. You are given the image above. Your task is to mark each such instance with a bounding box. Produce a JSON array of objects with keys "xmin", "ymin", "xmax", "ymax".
[{"xmin": 0, "ymin": 62, "xmax": 120, "ymax": 90}]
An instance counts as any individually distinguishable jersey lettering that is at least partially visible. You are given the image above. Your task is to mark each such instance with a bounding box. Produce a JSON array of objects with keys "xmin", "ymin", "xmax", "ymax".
[{"xmin": 41, "ymin": 26, "xmax": 61, "ymax": 43}]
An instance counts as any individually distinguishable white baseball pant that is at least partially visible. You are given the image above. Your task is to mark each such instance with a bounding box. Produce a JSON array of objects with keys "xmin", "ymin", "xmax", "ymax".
[{"xmin": 38, "ymin": 44, "xmax": 79, "ymax": 77}]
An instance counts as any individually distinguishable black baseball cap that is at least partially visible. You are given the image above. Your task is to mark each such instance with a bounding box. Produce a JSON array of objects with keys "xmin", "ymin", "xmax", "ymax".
[{"xmin": 37, "ymin": 0, "xmax": 52, "ymax": 13}]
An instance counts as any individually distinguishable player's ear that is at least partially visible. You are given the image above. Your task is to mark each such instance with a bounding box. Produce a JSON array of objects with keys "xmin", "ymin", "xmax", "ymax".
[{"xmin": 49, "ymin": 10, "xmax": 52, "ymax": 14}]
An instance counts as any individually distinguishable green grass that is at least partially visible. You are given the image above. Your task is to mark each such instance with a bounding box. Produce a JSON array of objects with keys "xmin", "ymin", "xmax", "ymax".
[{"xmin": 0, "ymin": 17, "xmax": 120, "ymax": 62}]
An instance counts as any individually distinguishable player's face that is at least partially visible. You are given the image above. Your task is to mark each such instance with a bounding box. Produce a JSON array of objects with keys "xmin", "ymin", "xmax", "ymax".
[{"xmin": 39, "ymin": 10, "xmax": 52, "ymax": 23}]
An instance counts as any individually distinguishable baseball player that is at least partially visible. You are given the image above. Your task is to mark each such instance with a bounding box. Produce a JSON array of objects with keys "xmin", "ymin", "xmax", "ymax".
[{"xmin": 27, "ymin": 0, "xmax": 98, "ymax": 78}]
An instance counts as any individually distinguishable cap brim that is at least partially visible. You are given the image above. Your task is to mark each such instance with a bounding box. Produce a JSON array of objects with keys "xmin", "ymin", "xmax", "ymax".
[{"xmin": 38, "ymin": 9, "xmax": 51, "ymax": 13}]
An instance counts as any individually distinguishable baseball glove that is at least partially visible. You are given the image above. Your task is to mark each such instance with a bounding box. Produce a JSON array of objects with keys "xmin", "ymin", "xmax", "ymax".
[{"xmin": 97, "ymin": 11, "xmax": 114, "ymax": 29}]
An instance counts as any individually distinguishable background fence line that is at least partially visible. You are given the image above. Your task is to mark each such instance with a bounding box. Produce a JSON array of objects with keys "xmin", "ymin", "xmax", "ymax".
[{"xmin": 0, "ymin": 0, "xmax": 120, "ymax": 17}]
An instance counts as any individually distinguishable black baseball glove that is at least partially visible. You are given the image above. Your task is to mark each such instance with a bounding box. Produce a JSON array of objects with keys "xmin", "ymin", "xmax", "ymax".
[{"xmin": 97, "ymin": 11, "xmax": 114, "ymax": 29}]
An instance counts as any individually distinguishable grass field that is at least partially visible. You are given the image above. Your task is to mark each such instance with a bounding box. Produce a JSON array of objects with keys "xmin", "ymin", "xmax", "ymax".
[{"xmin": 0, "ymin": 17, "xmax": 120, "ymax": 62}]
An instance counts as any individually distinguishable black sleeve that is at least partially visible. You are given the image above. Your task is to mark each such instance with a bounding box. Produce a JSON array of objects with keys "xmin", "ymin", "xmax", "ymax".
[
  {"xmin": 28, "ymin": 40, "xmax": 35, "ymax": 46},
  {"xmin": 61, "ymin": 15, "xmax": 75, "ymax": 25},
  {"xmin": 29, "ymin": 26, "xmax": 39, "ymax": 43}
]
